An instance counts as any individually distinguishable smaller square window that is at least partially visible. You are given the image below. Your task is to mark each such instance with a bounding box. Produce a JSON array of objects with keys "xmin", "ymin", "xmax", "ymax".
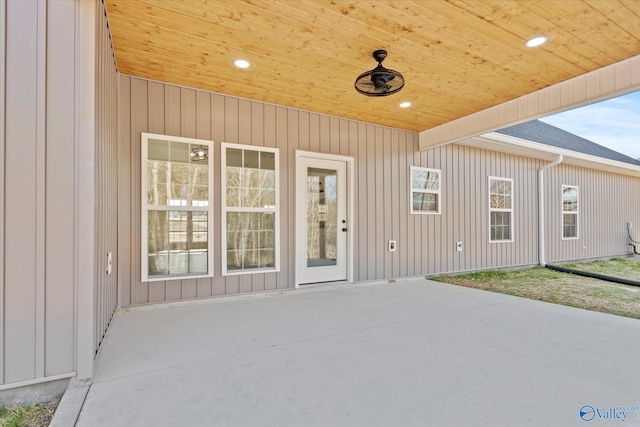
[{"xmin": 410, "ymin": 167, "xmax": 441, "ymax": 214}]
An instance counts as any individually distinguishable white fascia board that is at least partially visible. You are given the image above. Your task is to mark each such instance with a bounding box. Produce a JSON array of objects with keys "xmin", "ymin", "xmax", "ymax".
[
  {"xmin": 463, "ymin": 132, "xmax": 640, "ymax": 177},
  {"xmin": 419, "ymin": 55, "xmax": 640, "ymax": 150}
]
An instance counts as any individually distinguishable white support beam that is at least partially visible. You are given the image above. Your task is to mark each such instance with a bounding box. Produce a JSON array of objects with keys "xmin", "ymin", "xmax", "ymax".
[
  {"xmin": 75, "ymin": 0, "xmax": 96, "ymax": 382},
  {"xmin": 419, "ymin": 55, "xmax": 640, "ymax": 150}
]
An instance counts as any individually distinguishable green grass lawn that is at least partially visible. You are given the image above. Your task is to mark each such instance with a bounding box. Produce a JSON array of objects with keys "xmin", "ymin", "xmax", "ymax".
[
  {"xmin": 562, "ymin": 257, "xmax": 640, "ymax": 281},
  {"xmin": 0, "ymin": 401, "xmax": 58, "ymax": 427},
  {"xmin": 431, "ymin": 259, "xmax": 640, "ymax": 319}
]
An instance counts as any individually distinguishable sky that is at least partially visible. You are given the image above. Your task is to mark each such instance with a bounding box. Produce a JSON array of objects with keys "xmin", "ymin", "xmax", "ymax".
[{"xmin": 539, "ymin": 90, "xmax": 640, "ymax": 160}]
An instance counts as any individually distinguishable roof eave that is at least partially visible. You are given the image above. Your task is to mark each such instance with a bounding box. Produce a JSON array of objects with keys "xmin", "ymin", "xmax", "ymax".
[{"xmin": 461, "ymin": 132, "xmax": 640, "ymax": 177}]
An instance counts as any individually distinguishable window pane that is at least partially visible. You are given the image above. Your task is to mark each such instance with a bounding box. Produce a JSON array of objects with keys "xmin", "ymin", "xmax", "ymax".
[
  {"xmin": 563, "ymin": 187, "xmax": 578, "ymax": 212},
  {"xmin": 148, "ymin": 139, "xmax": 169, "ymax": 161},
  {"xmin": 244, "ymin": 150, "xmax": 259, "ymax": 169},
  {"xmin": 260, "ymin": 151, "xmax": 275, "ymax": 170},
  {"xmin": 490, "ymin": 179, "xmax": 500, "ymax": 195},
  {"xmin": 226, "ymin": 187, "xmax": 241, "ymax": 207},
  {"xmin": 491, "ymin": 212, "xmax": 511, "ymax": 241},
  {"xmin": 413, "ymin": 192, "xmax": 438, "ymax": 212},
  {"xmin": 193, "ymin": 163, "xmax": 209, "ymax": 187},
  {"xmin": 412, "ymin": 169, "xmax": 428, "ymax": 189},
  {"xmin": 411, "ymin": 168, "xmax": 440, "ymax": 191},
  {"xmin": 504, "ymin": 180, "xmax": 512, "ymax": 195},
  {"xmin": 227, "ymin": 148, "xmax": 243, "ymax": 167},
  {"xmin": 226, "ymin": 212, "xmax": 276, "ymax": 271},
  {"xmin": 148, "ymin": 210, "xmax": 208, "ymax": 277},
  {"xmin": 171, "ymin": 184, "xmax": 187, "ymax": 206},
  {"xmin": 189, "ymin": 144, "xmax": 209, "ymax": 165},
  {"xmin": 260, "ymin": 189, "xmax": 276, "ymax": 207},
  {"xmin": 172, "ymin": 162, "xmax": 189, "ymax": 184},
  {"xmin": 504, "ymin": 195, "xmax": 512, "ymax": 210},
  {"xmin": 260, "ymin": 169, "xmax": 276, "ymax": 189},
  {"xmin": 243, "ymin": 186, "xmax": 261, "ymax": 208},
  {"xmin": 244, "ymin": 168, "xmax": 259, "ymax": 189},
  {"xmin": 170, "ymin": 141, "xmax": 189, "ymax": 163},
  {"xmin": 425, "ymin": 171, "xmax": 439, "ymax": 190},
  {"xmin": 148, "ymin": 211, "xmax": 169, "ymax": 276},
  {"xmin": 563, "ymin": 213, "xmax": 577, "ymax": 238},
  {"xmin": 227, "ymin": 166, "xmax": 242, "ymax": 187}
]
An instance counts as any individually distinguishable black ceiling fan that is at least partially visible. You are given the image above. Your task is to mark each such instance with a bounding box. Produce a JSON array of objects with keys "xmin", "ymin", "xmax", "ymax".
[{"xmin": 354, "ymin": 50, "xmax": 405, "ymax": 97}]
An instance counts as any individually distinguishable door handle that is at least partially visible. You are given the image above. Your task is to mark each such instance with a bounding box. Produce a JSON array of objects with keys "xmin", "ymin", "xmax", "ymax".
[{"xmin": 342, "ymin": 228, "xmax": 347, "ymax": 232}]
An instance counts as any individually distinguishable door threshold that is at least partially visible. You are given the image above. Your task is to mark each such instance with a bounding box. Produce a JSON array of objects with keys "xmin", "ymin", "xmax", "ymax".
[{"xmin": 298, "ymin": 280, "xmax": 349, "ymax": 287}]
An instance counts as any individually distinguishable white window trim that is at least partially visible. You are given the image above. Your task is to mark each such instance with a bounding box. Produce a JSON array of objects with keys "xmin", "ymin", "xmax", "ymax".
[
  {"xmin": 562, "ymin": 185, "xmax": 579, "ymax": 240},
  {"xmin": 221, "ymin": 142, "xmax": 280, "ymax": 276},
  {"xmin": 488, "ymin": 176, "xmax": 514, "ymax": 243},
  {"xmin": 410, "ymin": 166, "xmax": 441, "ymax": 215},
  {"xmin": 141, "ymin": 133, "xmax": 214, "ymax": 282}
]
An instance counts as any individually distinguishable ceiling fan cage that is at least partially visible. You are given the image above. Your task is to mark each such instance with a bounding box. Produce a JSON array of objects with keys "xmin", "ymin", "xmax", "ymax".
[{"xmin": 354, "ymin": 50, "xmax": 405, "ymax": 97}]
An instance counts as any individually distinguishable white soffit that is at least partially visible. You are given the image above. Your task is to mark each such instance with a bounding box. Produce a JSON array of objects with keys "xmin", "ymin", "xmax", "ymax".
[
  {"xmin": 419, "ymin": 55, "xmax": 640, "ymax": 150},
  {"xmin": 462, "ymin": 133, "xmax": 640, "ymax": 177}
]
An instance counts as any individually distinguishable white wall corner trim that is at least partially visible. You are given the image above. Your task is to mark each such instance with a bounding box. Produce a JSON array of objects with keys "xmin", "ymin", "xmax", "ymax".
[
  {"xmin": 419, "ymin": 55, "xmax": 640, "ymax": 150},
  {"xmin": 75, "ymin": 0, "xmax": 96, "ymax": 382},
  {"xmin": 0, "ymin": 0, "xmax": 6, "ymax": 386}
]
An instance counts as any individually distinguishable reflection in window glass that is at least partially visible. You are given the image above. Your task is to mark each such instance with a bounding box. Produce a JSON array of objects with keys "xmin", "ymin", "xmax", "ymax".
[
  {"xmin": 410, "ymin": 166, "xmax": 441, "ymax": 214},
  {"xmin": 562, "ymin": 185, "xmax": 579, "ymax": 239},
  {"xmin": 223, "ymin": 144, "xmax": 279, "ymax": 273},
  {"xmin": 148, "ymin": 211, "xmax": 209, "ymax": 277},
  {"xmin": 143, "ymin": 134, "xmax": 212, "ymax": 281},
  {"xmin": 489, "ymin": 177, "xmax": 513, "ymax": 242}
]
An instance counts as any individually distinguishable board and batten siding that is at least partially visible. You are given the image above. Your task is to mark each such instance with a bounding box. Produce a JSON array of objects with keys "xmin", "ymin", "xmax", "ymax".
[
  {"xmin": 94, "ymin": 0, "xmax": 119, "ymax": 356},
  {"xmin": 544, "ymin": 164, "xmax": 640, "ymax": 263},
  {"xmin": 0, "ymin": 0, "xmax": 118, "ymax": 392},
  {"xmin": 119, "ymin": 76, "xmax": 557, "ymax": 306},
  {"xmin": 1, "ymin": 0, "xmax": 77, "ymax": 388}
]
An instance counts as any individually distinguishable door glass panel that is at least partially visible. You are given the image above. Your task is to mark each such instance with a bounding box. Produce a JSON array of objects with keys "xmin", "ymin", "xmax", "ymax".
[{"xmin": 307, "ymin": 167, "xmax": 337, "ymax": 267}]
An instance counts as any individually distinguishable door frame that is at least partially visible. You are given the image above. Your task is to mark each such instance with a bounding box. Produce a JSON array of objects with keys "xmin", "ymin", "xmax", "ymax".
[{"xmin": 295, "ymin": 150, "xmax": 354, "ymax": 288}]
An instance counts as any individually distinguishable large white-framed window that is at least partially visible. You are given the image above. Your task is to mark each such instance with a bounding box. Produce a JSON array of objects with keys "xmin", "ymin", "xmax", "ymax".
[
  {"xmin": 410, "ymin": 166, "xmax": 441, "ymax": 214},
  {"xmin": 222, "ymin": 143, "xmax": 280, "ymax": 275},
  {"xmin": 141, "ymin": 133, "xmax": 214, "ymax": 282},
  {"xmin": 562, "ymin": 185, "xmax": 579, "ymax": 239},
  {"xmin": 489, "ymin": 176, "xmax": 513, "ymax": 242}
]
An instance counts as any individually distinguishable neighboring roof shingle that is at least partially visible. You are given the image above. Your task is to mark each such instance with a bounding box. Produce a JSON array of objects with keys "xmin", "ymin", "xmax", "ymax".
[{"xmin": 496, "ymin": 120, "xmax": 640, "ymax": 166}]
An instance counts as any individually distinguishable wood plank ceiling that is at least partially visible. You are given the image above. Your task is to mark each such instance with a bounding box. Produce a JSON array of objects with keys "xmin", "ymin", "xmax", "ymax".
[{"xmin": 105, "ymin": 0, "xmax": 640, "ymax": 133}]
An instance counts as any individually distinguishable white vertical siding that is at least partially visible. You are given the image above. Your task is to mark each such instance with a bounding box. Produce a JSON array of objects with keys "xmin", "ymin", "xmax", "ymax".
[
  {"xmin": 545, "ymin": 164, "xmax": 640, "ymax": 263},
  {"xmin": 1, "ymin": 0, "xmax": 118, "ymax": 390},
  {"xmin": 3, "ymin": 0, "xmax": 39, "ymax": 384},
  {"xmin": 118, "ymin": 75, "xmax": 640, "ymax": 306},
  {"xmin": 94, "ymin": 0, "xmax": 119, "ymax": 355},
  {"xmin": 1, "ymin": 0, "xmax": 79, "ymax": 387},
  {"xmin": 119, "ymin": 76, "xmax": 422, "ymax": 305}
]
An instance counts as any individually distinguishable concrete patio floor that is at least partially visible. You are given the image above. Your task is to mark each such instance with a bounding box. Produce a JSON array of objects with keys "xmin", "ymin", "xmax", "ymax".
[{"xmin": 72, "ymin": 279, "xmax": 640, "ymax": 426}]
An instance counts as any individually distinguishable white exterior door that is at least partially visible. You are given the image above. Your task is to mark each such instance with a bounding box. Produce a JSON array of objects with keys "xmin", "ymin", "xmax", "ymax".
[{"xmin": 296, "ymin": 154, "xmax": 349, "ymax": 285}]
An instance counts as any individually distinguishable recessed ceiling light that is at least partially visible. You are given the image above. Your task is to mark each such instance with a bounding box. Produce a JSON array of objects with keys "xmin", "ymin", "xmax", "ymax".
[
  {"xmin": 399, "ymin": 102, "xmax": 412, "ymax": 108},
  {"xmin": 234, "ymin": 59, "xmax": 250, "ymax": 69},
  {"xmin": 525, "ymin": 36, "xmax": 548, "ymax": 48}
]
